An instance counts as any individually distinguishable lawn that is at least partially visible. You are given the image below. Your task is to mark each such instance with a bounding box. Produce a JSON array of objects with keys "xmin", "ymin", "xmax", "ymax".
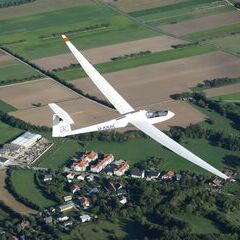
[
  {"xmin": 61, "ymin": 218, "xmax": 144, "ymax": 240},
  {"xmin": 212, "ymin": 92, "xmax": 240, "ymax": 101},
  {"xmin": 56, "ymin": 45, "xmax": 214, "ymax": 81},
  {"xmin": 34, "ymin": 139, "xmax": 81, "ymax": 169},
  {"xmin": 10, "ymin": 170, "xmax": 56, "ymax": 209},
  {"xmin": 0, "ymin": 3, "xmax": 156, "ymax": 59},
  {"xmin": 129, "ymin": 0, "xmax": 232, "ymax": 26},
  {"xmin": 0, "ymin": 63, "xmax": 43, "ymax": 83},
  {"xmin": 175, "ymin": 213, "xmax": 220, "ymax": 234},
  {"xmin": 0, "ymin": 99, "xmax": 16, "ymax": 112},
  {"xmin": 0, "ymin": 121, "xmax": 22, "ymax": 145}
]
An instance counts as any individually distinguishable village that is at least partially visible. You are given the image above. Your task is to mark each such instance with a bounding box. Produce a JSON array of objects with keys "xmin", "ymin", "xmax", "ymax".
[{"xmin": 39, "ymin": 150, "xmax": 236, "ymax": 231}]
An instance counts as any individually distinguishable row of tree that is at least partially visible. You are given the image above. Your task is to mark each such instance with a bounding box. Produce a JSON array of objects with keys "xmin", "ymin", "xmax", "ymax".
[
  {"xmin": 0, "ymin": 0, "xmax": 36, "ymax": 8},
  {"xmin": 196, "ymin": 77, "xmax": 239, "ymax": 89},
  {"xmin": 0, "ymin": 74, "xmax": 42, "ymax": 86}
]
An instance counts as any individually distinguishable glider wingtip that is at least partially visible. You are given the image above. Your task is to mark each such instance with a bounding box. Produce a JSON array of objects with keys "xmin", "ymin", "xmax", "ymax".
[{"xmin": 61, "ymin": 34, "xmax": 70, "ymax": 42}]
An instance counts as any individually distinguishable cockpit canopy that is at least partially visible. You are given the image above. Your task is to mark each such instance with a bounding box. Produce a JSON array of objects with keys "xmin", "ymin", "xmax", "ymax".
[{"xmin": 146, "ymin": 110, "xmax": 168, "ymax": 118}]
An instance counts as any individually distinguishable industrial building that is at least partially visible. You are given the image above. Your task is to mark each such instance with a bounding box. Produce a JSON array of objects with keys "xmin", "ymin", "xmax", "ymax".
[{"xmin": 11, "ymin": 132, "xmax": 42, "ymax": 148}]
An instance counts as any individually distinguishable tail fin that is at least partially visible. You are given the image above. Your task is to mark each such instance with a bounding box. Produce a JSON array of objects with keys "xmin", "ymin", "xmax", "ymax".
[{"xmin": 48, "ymin": 103, "xmax": 74, "ymax": 137}]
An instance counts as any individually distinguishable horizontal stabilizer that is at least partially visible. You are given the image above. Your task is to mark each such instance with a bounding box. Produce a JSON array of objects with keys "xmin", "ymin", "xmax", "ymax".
[{"xmin": 48, "ymin": 103, "xmax": 74, "ymax": 124}]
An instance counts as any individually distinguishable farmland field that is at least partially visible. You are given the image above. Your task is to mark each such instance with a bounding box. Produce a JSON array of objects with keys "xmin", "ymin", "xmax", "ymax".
[
  {"xmin": 0, "ymin": 3, "xmax": 156, "ymax": 59},
  {"xmin": 160, "ymin": 11, "xmax": 240, "ymax": 36},
  {"xmin": 129, "ymin": 0, "xmax": 233, "ymax": 26},
  {"xmin": 69, "ymin": 52, "xmax": 240, "ymax": 107},
  {"xmin": 33, "ymin": 35, "xmax": 187, "ymax": 71},
  {"xmin": 10, "ymin": 170, "xmax": 56, "ymax": 208},
  {"xmin": 205, "ymin": 83, "xmax": 240, "ymax": 98},
  {"xmin": 55, "ymin": 45, "xmax": 214, "ymax": 80},
  {"xmin": 0, "ymin": 121, "xmax": 22, "ymax": 145},
  {"xmin": 213, "ymin": 92, "xmax": 240, "ymax": 101},
  {"xmin": 0, "ymin": 78, "xmax": 80, "ymax": 109},
  {"xmin": 0, "ymin": 99, "xmax": 16, "ymax": 112}
]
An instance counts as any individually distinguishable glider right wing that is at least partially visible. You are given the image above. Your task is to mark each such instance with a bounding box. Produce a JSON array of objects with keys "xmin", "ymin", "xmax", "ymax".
[
  {"xmin": 61, "ymin": 35, "xmax": 134, "ymax": 115},
  {"xmin": 131, "ymin": 120, "xmax": 228, "ymax": 180}
]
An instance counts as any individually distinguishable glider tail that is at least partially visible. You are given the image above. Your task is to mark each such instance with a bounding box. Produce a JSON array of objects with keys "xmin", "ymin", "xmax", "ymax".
[{"xmin": 48, "ymin": 103, "xmax": 74, "ymax": 137}]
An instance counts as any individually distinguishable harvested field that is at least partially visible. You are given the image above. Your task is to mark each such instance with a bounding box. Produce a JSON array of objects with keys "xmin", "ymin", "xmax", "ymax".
[
  {"xmin": 205, "ymin": 83, "xmax": 240, "ymax": 97},
  {"xmin": 103, "ymin": 0, "xmax": 185, "ymax": 12},
  {"xmin": 0, "ymin": 50, "xmax": 18, "ymax": 66},
  {"xmin": 160, "ymin": 12, "xmax": 240, "ymax": 36},
  {"xmin": 0, "ymin": 0, "xmax": 90, "ymax": 20},
  {"xmin": 11, "ymin": 98, "xmax": 118, "ymax": 129},
  {"xmin": 0, "ymin": 170, "xmax": 36, "ymax": 215},
  {"xmin": 0, "ymin": 78, "xmax": 80, "ymax": 109},
  {"xmin": 70, "ymin": 51, "xmax": 240, "ymax": 107},
  {"xmin": 33, "ymin": 36, "xmax": 187, "ymax": 71}
]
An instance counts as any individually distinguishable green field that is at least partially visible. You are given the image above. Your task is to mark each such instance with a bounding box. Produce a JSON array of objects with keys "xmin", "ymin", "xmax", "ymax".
[
  {"xmin": 176, "ymin": 213, "xmax": 220, "ymax": 234},
  {"xmin": 0, "ymin": 121, "xmax": 22, "ymax": 145},
  {"xmin": 0, "ymin": 63, "xmax": 43, "ymax": 83},
  {"xmin": 0, "ymin": 99, "xmax": 16, "ymax": 112},
  {"xmin": 10, "ymin": 170, "xmax": 56, "ymax": 208},
  {"xmin": 0, "ymin": 3, "xmax": 156, "ymax": 59},
  {"xmin": 209, "ymin": 34, "xmax": 240, "ymax": 55},
  {"xmin": 129, "ymin": 0, "xmax": 232, "ymax": 26},
  {"xmin": 61, "ymin": 218, "xmax": 143, "ymax": 240},
  {"xmin": 34, "ymin": 139, "xmax": 81, "ymax": 169},
  {"xmin": 56, "ymin": 45, "xmax": 214, "ymax": 81},
  {"xmin": 213, "ymin": 92, "xmax": 240, "ymax": 101}
]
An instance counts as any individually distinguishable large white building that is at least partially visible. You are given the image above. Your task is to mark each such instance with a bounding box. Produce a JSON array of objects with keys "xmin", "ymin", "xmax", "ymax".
[{"xmin": 11, "ymin": 132, "xmax": 42, "ymax": 148}]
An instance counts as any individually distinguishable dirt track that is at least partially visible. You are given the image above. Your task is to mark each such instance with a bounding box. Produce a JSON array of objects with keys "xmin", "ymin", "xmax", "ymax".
[
  {"xmin": 205, "ymin": 83, "xmax": 240, "ymax": 97},
  {"xmin": 32, "ymin": 36, "xmax": 187, "ymax": 71},
  {"xmin": 160, "ymin": 12, "xmax": 240, "ymax": 36},
  {"xmin": 70, "ymin": 51, "xmax": 240, "ymax": 107},
  {"xmin": 0, "ymin": 170, "xmax": 36, "ymax": 215}
]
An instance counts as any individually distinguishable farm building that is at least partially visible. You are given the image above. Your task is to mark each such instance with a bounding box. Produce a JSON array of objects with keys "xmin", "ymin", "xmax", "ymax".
[{"xmin": 11, "ymin": 132, "xmax": 42, "ymax": 148}]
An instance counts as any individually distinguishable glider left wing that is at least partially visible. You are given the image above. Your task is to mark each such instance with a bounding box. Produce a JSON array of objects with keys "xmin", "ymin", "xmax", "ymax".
[
  {"xmin": 131, "ymin": 120, "xmax": 228, "ymax": 180},
  {"xmin": 61, "ymin": 35, "xmax": 134, "ymax": 115}
]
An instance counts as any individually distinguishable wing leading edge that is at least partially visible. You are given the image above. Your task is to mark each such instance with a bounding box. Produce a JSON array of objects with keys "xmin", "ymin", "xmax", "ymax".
[
  {"xmin": 61, "ymin": 35, "xmax": 134, "ymax": 115},
  {"xmin": 131, "ymin": 120, "xmax": 228, "ymax": 180}
]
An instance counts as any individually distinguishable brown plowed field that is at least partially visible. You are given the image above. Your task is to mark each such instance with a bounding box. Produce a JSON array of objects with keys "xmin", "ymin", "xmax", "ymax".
[
  {"xmin": 0, "ymin": 50, "xmax": 18, "ymax": 65},
  {"xmin": 10, "ymin": 98, "xmax": 118, "ymax": 129},
  {"xmin": 103, "ymin": 0, "xmax": 185, "ymax": 12},
  {"xmin": 0, "ymin": 170, "xmax": 36, "ymax": 215},
  {"xmin": 0, "ymin": 78, "xmax": 80, "ymax": 109},
  {"xmin": 32, "ymin": 36, "xmax": 187, "ymax": 71},
  {"xmin": 0, "ymin": 0, "xmax": 90, "ymax": 20},
  {"xmin": 160, "ymin": 12, "xmax": 240, "ymax": 36},
  {"xmin": 70, "ymin": 52, "xmax": 240, "ymax": 107},
  {"xmin": 205, "ymin": 83, "xmax": 240, "ymax": 97}
]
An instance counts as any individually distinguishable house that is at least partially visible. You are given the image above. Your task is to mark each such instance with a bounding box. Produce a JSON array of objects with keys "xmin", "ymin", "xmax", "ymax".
[
  {"xmin": 58, "ymin": 216, "xmax": 69, "ymax": 222},
  {"xmin": 119, "ymin": 196, "xmax": 127, "ymax": 205},
  {"xmin": 162, "ymin": 171, "xmax": 174, "ymax": 180},
  {"xmin": 130, "ymin": 168, "xmax": 145, "ymax": 178},
  {"xmin": 76, "ymin": 173, "xmax": 86, "ymax": 181},
  {"xmin": 86, "ymin": 174, "xmax": 94, "ymax": 182},
  {"xmin": 72, "ymin": 159, "xmax": 88, "ymax": 172},
  {"xmin": 211, "ymin": 177, "xmax": 222, "ymax": 187},
  {"xmin": 88, "ymin": 187, "xmax": 99, "ymax": 195},
  {"xmin": 43, "ymin": 174, "xmax": 53, "ymax": 182},
  {"xmin": 80, "ymin": 214, "xmax": 91, "ymax": 223},
  {"xmin": 80, "ymin": 197, "xmax": 90, "ymax": 209},
  {"xmin": 71, "ymin": 184, "xmax": 80, "ymax": 194},
  {"xmin": 58, "ymin": 201, "xmax": 75, "ymax": 212},
  {"xmin": 145, "ymin": 171, "xmax": 160, "ymax": 180},
  {"xmin": 114, "ymin": 161, "xmax": 129, "ymax": 176},
  {"xmin": 84, "ymin": 151, "xmax": 98, "ymax": 162},
  {"xmin": 66, "ymin": 173, "xmax": 75, "ymax": 180},
  {"xmin": 64, "ymin": 195, "xmax": 72, "ymax": 202},
  {"xmin": 90, "ymin": 154, "xmax": 114, "ymax": 173}
]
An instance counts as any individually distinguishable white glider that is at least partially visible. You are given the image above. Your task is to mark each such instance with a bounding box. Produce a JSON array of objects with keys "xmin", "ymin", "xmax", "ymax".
[{"xmin": 48, "ymin": 35, "xmax": 228, "ymax": 180}]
